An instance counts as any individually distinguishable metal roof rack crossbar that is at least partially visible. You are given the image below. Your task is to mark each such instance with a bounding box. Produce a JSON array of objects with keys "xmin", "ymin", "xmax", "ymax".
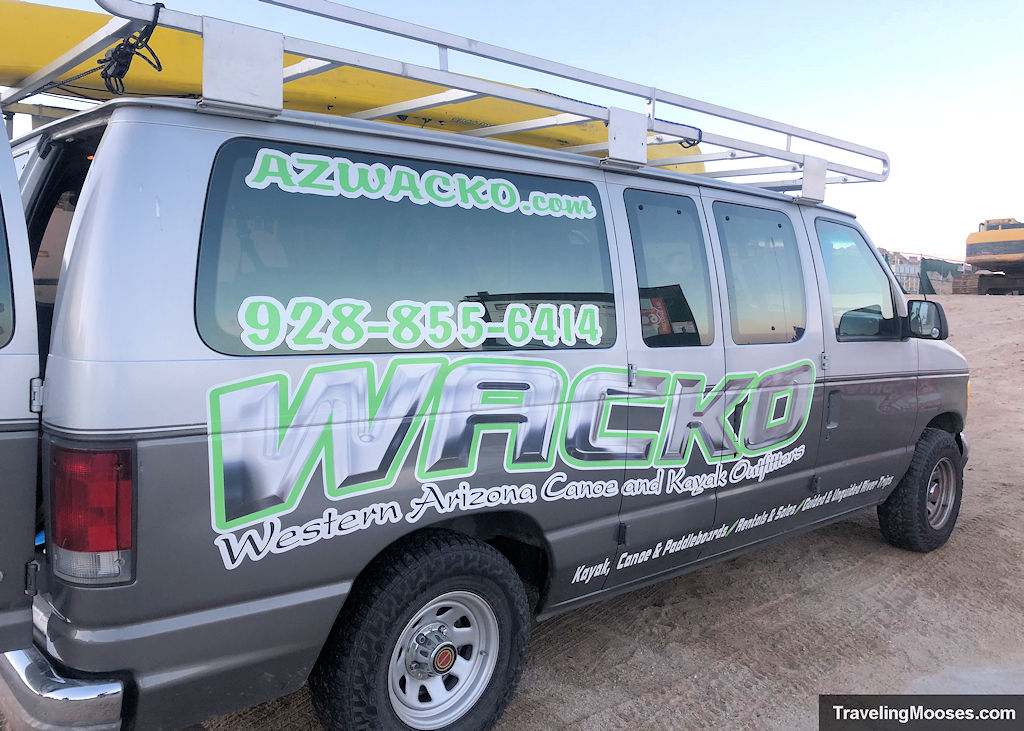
[{"xmin": 3, "ymin": 0, "xmax": 890, "ymax": 203}]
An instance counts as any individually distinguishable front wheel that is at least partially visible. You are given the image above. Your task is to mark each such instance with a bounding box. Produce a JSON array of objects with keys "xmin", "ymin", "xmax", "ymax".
[
  {"xmin": 877, "ymin": 428, "xmax": 964, "ymax": 552},
  {"xmin": 310, "ymin": 530, "xmax": 530, "ymax": 730}
]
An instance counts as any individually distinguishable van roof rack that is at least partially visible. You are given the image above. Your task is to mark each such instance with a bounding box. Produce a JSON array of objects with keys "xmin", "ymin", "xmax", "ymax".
[{"xmin": 1, "ymin": 0, "xmax": 889, "ymax": 203}]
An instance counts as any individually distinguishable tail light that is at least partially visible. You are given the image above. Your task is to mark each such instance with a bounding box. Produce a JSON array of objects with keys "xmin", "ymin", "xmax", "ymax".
[{"xmin": 50, "ymin": 445, "xmax": 134, "ymax": 584}]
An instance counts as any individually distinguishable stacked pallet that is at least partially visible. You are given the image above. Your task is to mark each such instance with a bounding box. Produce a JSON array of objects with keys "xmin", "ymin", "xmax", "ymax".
[{"xmin": 953, "ymin": 273, "xmax": 980, "ymax": 294}]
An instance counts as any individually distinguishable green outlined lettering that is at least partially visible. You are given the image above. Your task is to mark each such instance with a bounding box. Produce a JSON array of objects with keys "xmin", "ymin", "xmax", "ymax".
[
  {"xmin": 236, "ymin": 297, "xmax": 606, "ymax": 352},
  {"xmin": 388, "ymin": 165, "xmax": 427, "ymax": 203},
  {"xmin": 242, "ymin": 148, "xmax": 596, "ymax": 219},
  {"xmin": 293, "ymin": 155, "xmax": 335, "ymax": 193},
  {"xmin": 423, "ymin": 171, "xmax": 457, "ymax": 205},
  {"xmin": 337, "ymin": 159, "xmax": 389, "ymax": 197},
  {"xmin": 208, "ymin": 357, "xmax": 817, "ymax": 534},
  {"xmin": 208, "ymin": 357, "xmax": 445, "ymax": 532},
  {"xmin": 245, "ymin": 149, "xmax": 295, "ymax": 189},
  {"xmin": 416, "ymin": 357, "xmax": 569, "ymax": 483}
]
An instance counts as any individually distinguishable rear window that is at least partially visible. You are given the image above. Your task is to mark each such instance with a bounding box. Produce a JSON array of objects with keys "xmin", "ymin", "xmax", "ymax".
[
  {"xmin": 0, "ymin": 200, "xmax": 13, "ymax": 348},
  {"xmin": 196, "ymin": 139, "xmax": 616, "ymax": 355}
]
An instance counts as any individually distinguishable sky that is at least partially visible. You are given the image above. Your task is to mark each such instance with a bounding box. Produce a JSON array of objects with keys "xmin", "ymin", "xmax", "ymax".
[{"xmin": 7, "ymin": 0, "xmax": 1024, "ymax": 260}]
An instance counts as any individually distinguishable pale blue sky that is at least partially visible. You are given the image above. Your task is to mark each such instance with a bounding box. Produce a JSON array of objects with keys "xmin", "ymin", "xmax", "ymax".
[{"xmin": 10, "ymin": 0, "xmax": 1024, "ymax": 259}]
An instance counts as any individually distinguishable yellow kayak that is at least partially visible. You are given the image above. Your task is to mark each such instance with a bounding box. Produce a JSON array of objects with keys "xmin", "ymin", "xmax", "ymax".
[{"xmin": 0, "ymin": 0, "xmax": 703, "ymax": 170}]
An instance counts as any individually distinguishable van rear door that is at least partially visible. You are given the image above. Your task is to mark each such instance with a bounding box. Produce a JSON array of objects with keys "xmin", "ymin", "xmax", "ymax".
[{"xmin": 0, "ymin": 125, "xmax": 38, "ymax": 652}]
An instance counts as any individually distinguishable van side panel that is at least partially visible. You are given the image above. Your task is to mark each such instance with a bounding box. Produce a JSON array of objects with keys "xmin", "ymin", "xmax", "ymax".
[
  {"xmin": 30, "ymin": 103, "xmax": 970, "ymax": 729},
  {"xmin": 39, "ymin": 108, "xmax": 630, "ymax": 727},
  {"xmin": 915, "ymin": 340, "xmax": 970, "ymax": 439},
  {"xmin": 41, "ymin": 435, "xmax": 344, "ymax": 727}
]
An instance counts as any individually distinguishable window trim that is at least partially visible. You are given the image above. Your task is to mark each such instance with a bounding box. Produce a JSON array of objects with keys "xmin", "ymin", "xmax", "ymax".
[{"xmin": 813, "ymin": 216, "xmax": 901, "ymax": 343}]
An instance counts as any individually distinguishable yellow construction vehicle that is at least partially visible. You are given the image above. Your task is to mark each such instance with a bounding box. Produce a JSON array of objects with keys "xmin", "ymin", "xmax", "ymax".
[{"xmin": 964, "ymin": 218, "xmax": 1024, "ymax": 294}]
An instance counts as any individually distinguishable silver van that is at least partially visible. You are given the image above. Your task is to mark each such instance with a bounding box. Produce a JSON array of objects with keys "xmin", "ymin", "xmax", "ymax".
[{"xmin": 0, "ymin": 2, "xmax": 968, "ymax": 730}]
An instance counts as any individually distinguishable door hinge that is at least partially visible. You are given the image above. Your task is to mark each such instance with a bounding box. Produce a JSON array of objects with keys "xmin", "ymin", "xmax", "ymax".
[
  {"xmin": 820, "ymin": 351, "xmax": 829, "ymax": 373},
  {"xmin": 29, "ymin": 378, "xmax": 43, "ymax": 414},
  {"xmin": 627, "ymin": 363, "xmax": 637, "ymax": 387},
  {"xmin": 809, "ymin": 475, "xmax": 821, "ymax": 495},
  {"xmin": 25, "ymin": 560, "xmax": 39, "ymax": 597},
  {"xmin": 616, "ymin": 522, "xmax": 630, "ymax": 546},
  {"xmin": 29, "ymin": 378, "xmax": 43, "ymax": 413}
]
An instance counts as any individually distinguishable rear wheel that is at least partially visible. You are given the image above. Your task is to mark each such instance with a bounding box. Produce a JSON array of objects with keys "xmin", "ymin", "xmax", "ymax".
[
  {"xmin": 877, "ymin": 428, "xmax": 963, "ymax": 552},
  {"xmin": 310, "ymin": 530, "xmax": 530, "ymax": 730}
]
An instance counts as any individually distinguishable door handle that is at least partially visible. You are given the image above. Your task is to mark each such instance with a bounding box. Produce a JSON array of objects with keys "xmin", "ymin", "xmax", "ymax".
[{"xmin": 826, "ymin": 390, "xmax": 841, "ymax": 430}]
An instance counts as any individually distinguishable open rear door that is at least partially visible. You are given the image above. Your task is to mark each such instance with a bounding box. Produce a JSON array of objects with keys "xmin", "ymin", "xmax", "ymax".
[{"xmin": 0, "ymin": 125, "xmax": 38, "ymax": 652}]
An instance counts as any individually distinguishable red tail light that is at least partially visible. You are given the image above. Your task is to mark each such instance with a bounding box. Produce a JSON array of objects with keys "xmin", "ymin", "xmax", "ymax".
[{"xmin": 51, "ymin": 445, "xmax": 134, "ymax": 583}]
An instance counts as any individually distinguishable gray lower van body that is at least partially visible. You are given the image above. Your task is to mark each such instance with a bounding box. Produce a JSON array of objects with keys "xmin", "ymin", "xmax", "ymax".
[{"xmin": 0, "ymin": 100, "xmax": 967, "ymax": 730}]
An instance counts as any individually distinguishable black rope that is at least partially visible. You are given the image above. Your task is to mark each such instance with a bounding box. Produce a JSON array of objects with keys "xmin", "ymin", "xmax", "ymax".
[
  {"xmin": 678, "ymin": 129, "xmax": 703, "ymax": 149},
  {"xmin": 36, "ymin": 63, "xmax": 105, "ymax": 94},
  {"xmin": 37, "ymin": 3, "xmax": 164, "ymax": 97},
  {"xmin": 100, "ymin": 2, "xmax": 164, "ymax": 94},
  {"xmin": 59, "ymin": 82, "xmax": 197, "ymax": 101}
]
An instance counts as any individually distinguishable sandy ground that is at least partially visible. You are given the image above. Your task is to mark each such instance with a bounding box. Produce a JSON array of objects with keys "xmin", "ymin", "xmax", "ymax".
[{"xmin": 4, "ymin": 295, "xmax": 1023, "ymax": 730}]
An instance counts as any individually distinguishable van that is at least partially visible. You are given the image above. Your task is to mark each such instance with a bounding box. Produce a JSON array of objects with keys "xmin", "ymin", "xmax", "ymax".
[{"xmin": 0, "ymin": 2, "xmax": 968, "ymax": 729}]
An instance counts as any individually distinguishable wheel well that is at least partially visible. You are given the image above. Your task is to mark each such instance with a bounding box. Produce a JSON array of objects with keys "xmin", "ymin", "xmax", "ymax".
[
  {"xmin": 434, "ymin": 511, "xmax": 550, "ymax": 594},
  {"xmin": 345, "ymin": 513, "xmax": 551, "ymax": 618},
  {"xmin": 926, "ymin": 412, "xmax": 963, "ymax": 435},
  {"xmin": 924, "ymin": 412, "xmax": 967, "ymax": 458}
]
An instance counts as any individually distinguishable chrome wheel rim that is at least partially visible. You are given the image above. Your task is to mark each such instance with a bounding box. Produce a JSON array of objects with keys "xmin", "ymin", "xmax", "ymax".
[
  {"xmin": 925, "ymin": 456, "xmax": 957, "ymax": 530},
  {"xmin": 388, "ymin": 590, "xmax": 499, "ymax": 730}
]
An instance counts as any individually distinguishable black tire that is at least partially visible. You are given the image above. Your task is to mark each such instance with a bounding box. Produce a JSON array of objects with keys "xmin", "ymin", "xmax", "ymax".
[
  {"xmin": 877, "ymin": 428, "xmax": 964, "ymax": 552},
  {"xmin": 310, "ymin": 530, "xmax": 530, "ymax": 731}
]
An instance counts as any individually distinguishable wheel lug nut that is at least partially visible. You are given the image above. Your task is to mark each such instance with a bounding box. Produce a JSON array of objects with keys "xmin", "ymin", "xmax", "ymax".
[
  {"xmin": 416, "ymin": 634, "xmax": 426, "ymax": 644},
  {"xmin": 439, "ymin": 626, "xmax": 447, "ymax": 635}
]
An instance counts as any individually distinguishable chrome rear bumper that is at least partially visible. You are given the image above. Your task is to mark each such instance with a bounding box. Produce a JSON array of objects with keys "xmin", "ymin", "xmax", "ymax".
[{"xmin": 0, "ymin": 645, "xmax": 122, "ymax": 731}]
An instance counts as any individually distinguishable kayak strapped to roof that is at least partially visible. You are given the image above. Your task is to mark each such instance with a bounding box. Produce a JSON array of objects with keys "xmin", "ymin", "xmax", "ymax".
[{"xmin": 0, "ymin": 0, "xmax": 889, "ymax": 202}]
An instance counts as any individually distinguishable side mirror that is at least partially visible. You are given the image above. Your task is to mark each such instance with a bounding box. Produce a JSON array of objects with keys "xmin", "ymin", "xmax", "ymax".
[{"xmin": 906, "ymin": 300, "xmax": 949, "ymax": 340}]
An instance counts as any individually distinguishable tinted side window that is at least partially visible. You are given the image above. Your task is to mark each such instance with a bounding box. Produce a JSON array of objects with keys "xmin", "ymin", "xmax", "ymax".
[
  {"xmin": 197, "ymin": 139, "xmax": 616, "ymax": 355},
  {"xmin": 0, "ymin": 201, "xmax": 12, "ymax": 348},
  {"xmin": 625, "ymin": 189, "xmax": 714, "ymax": 346},
  {"xmin": 714, "ymin": 202, "xmax": 806, "ymax": 345},
  {"xmin": 815, "ymin": 219, "xmax": 898, "ymax": 340}
]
